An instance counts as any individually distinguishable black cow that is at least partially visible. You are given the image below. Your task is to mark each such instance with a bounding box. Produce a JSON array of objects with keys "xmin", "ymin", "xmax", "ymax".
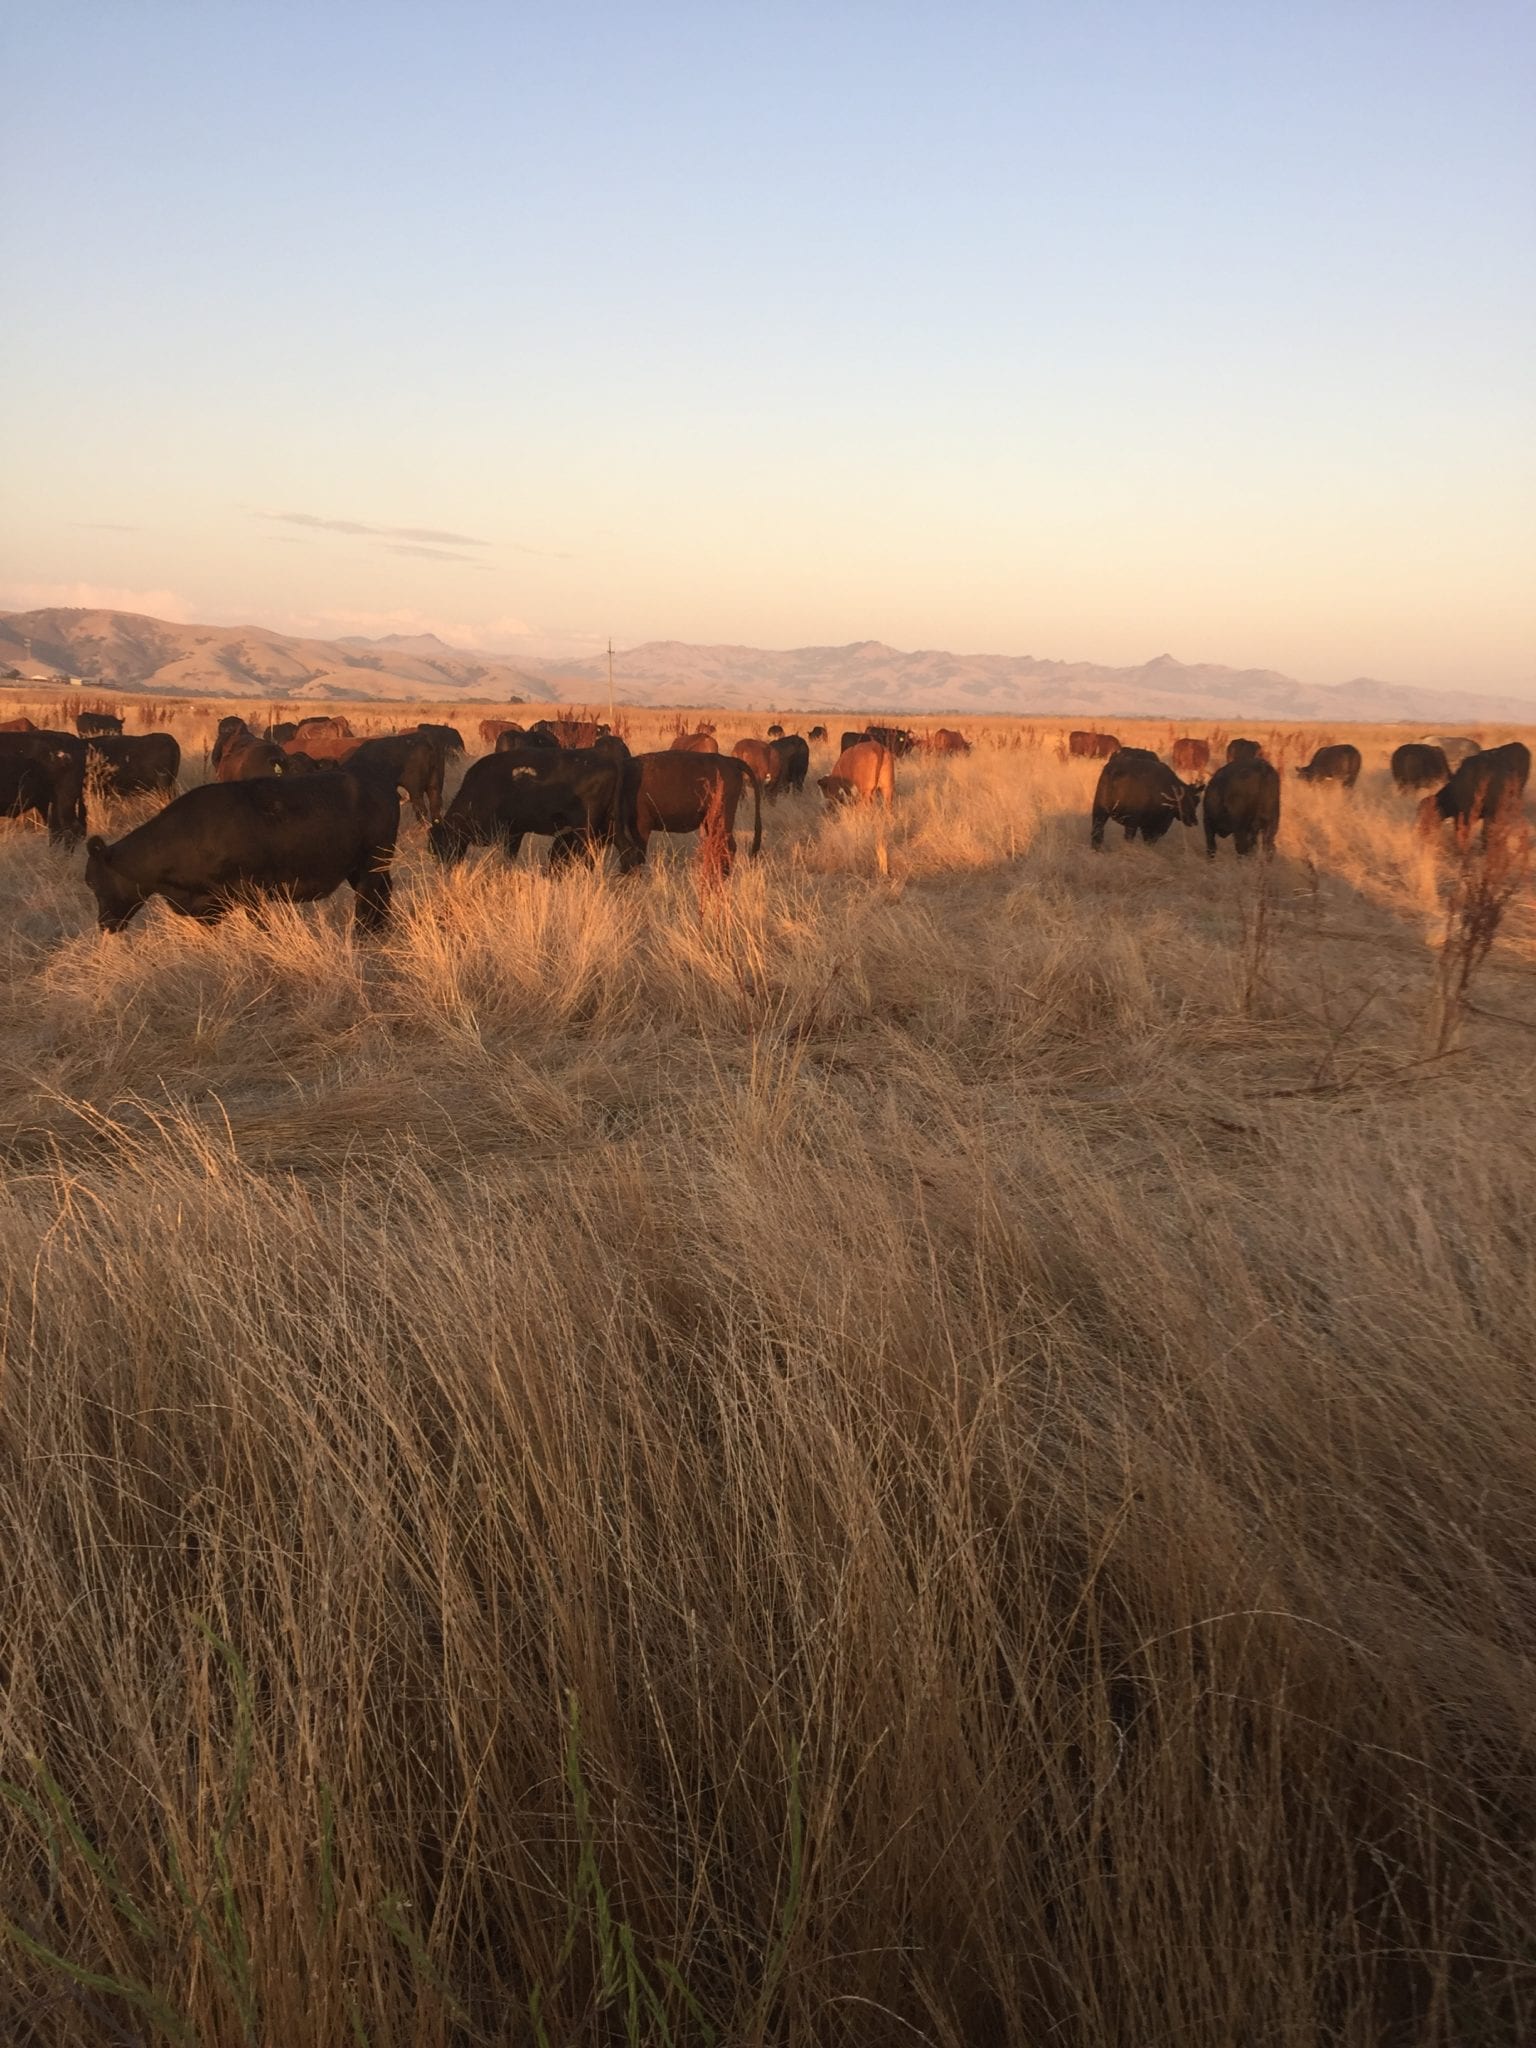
[
  {"xmin": 768, "ymin": 733, "xmax": 810, "ymax": 794},
  {"xmin": 412, "ymin": 721, "xmax": 466, "ymax": 758},
  {"xmin": 1090, "ymin": 748, "xmax": 1203, "ymax": 847},
  {"xmin": 839, "ymin": 729, "xmax": 869, "ymax": 755},
  {"xmin": 808, "ymin": 725, "xmax": 827, "ymax": 741},
  {"xmin": 75, "ymin": 711, "xmax": 124, "ymax": 737},
  {"xmin": 766, "ymin": 723, "xmax": 785, "ymax": 739},
  {"xmin": 83, "ymin": 773, "xmax": 399, "ymax": 932},
  {"xmin": 1391, "ymin": 742, "xmax": 1449, "ymax": 792},
  {"xmin": 619, "ymin": 753, "xmax": 763, "ymax": 872},
  {"xmin": 494, "ymin": 723, "xmax": 559, "ymax": 751},
  {"xmin": 1203, "ymin": 759, "xmax": 1280, "ymax": 857},
  {"xmin": 429, "ymin": 748, "xmax": 632, "ymax": 867},
  {"xmin": 0, "ymin": 730, "xmax": 89, "ymax": 844},
  {"xmin": 212, "ymin": 716, "xmax": 254, "ymax": 768},
  {"xmin": 266, "ymin": 721, "xmax": 299, "ymax": 742},
  {"xmin": 1224, "ymin": 737, "xmax": 1264, "ymax": 764},
  {"xmin": 1294, "ymin": 744, "xmax": 1361, "ymax": 788},
  {"xmin": 342, "ymin": 733, "xmax": 443, "ymax": 825},
  {"xmin": 864, "ymin": 724, "xmax": 916, "ymax": 757},
  {"xmin": 85, "ymin": 732, "xmax": 181, "ymax": 797},
  {"xmin": 1418, "ymin": 743, "xmax": 1530, "ymax": 847}
]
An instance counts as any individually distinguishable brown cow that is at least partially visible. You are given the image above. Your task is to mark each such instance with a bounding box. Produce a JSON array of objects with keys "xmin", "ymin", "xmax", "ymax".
[
  {"xmin": 0, "ymin": 716, "xmax": 36, "ymax": 731},
  {"xmin": 293, "ymin": 714, "xmax": 353, "ymax": 743},
  {"xmin": 619, "ymin": 753, "xmax": 763, "ymax": 872},
  {"xmin": 216, "ymin": 732, "xmax": 290, "ymax": 781},
  {"xmin": 1069, "ymin": 730, "xmax": 1120, "ymax": 758},
  {"xmin": 921, "ymin": 728, "xmax": 971, "ymax": 755},
  {"xmin": 732, "ymin": 736, "xmax": 782, "ymax": 796},
  {"xmin": 671, "ymin": 730, "xmax": 719, "ymax": 753},
  {"xmin": 479, "ymin": 717, "xmax": 525, "ymax": 746},
  {"xmin": 1171, "ymin": 737, "xmax": 1210, "ymax": 773},
  {"xmin": 820, "ymin": 739, "xmax": 895, "ymax": 807},
  {"xmin": 280, "ymin": 731, "xmax": 356, "ymax": 763}
]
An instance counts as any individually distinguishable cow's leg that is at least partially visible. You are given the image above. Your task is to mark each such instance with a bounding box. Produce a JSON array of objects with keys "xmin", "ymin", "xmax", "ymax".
[
  {"xmin": 1204, "ymin": 822, "xmax": 1218, "ymax": 858},
  {"xmin": 352, "ymin": 865, "xmax": 392, "ymax": 932},
  {"xmin": 1122, "ymin": 819, "xmax": 1137, "ymax": 842},
  {"xmin": 1090, "ymin": 807, "xmax": 1107, "ymax": 849}
]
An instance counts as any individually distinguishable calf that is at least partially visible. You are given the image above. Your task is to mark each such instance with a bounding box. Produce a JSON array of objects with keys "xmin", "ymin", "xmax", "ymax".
[
  {"xmin": 1203, "ymin": 759, "xmax": 1280, "ymax": 857},
  {"xmin": 84, "ymin": 773, "xmax": 399, "ymax": 932},
  {"xmin": 1090, "ymin": 748, "xmax": 1203, "ymax": 848},
  {"xmin": 1294, "ymin": 744, "xmax": 1361, "ymax": 788}
]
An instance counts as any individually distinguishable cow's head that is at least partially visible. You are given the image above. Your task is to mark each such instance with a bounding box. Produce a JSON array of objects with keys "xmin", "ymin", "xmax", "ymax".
[
  {"xmin": 1175, "ymin": 778, "xmax": 1205, "ymax": 825},
  {"xmin": 83, "ymin": 835, "xmax": 146, "ymax": 931},
  {"xmin": 427, "ymin": 818, "xmax": 468, "ymax": 864}
]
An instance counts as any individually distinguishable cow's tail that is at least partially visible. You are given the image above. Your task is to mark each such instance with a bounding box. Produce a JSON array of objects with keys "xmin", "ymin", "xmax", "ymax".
[{"xmin": 747, "ymin": 765, "xmax": 762, "ymax": 858}]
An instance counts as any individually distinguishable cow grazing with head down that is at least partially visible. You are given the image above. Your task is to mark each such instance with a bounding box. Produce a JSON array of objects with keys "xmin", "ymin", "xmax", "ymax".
[
  {"xmin": 619, "ymin": 753, "xmax": 763, "ymax": 873},
  {"xmin": 1203, "ymin": 759, "xmax": 1280, "ymax": 857},
  {"xmin": 0, "ymin": 730, "xmax": 89, "ymax": 844},
  {"xmin": 84, "ymin": 773, "xmax": 399, "ymax": 932},
  {"xmin": 1391, "ymin": 743, "xmax": 1449, "ymax": 793},
  {"xmin": 731, "ymin": 737, "xmax": 783, "ymax": 798},
  {"xmin": 410, "ymin": 722, "xmax": 466, "ymax": 759},
  {"xmin": 85, "ymin": 733, "xmax": 182, "ymax": 799},
  {"xmin": 1171, "ymin": 736, "xmax": 1210, "ymax": 773},
  {"xmin": 1426, "ymin": 735, "xmax": 1481, "ymax": 769},
  {"xmin": 75, "ymin": 711, "xmax": 124, "ymax": 737},
  {"xmin": 820, "ymin": 739, "xmax": 895, "ymax": 808},
  {"xmin": 429, "ymin": 748, "xmax": 632, "ymax": 868},
  {"xmin": 768, "ymin": 733, "xmax": 810, "ymax": 793},
  {"xmin": 342, "ymin": 733, "xmax": 444, "ymax": 825},
  {"xmin": 921, "ymin": 728, "xmax": 972, "ymax": 755},
  {"xmin": 670, "ymin": 729, "xmax": 719, "ymax": 753},
  {"xmin": 1090, "ymin": 748, "xmax": 1203, "ymax": 848},
  {"xmin": 217, "ymin": 729, "xmax": 291, "ymax": 781},
  {"xmin": 1417, "ymin": 743, "xmax": 1530, "ymax": 848},
  {"xmin": 1069, "ymin": 731, "xmax": 1120, "ymax": 759},
  {"xmin": 1295, "ymin": 744, "xmax": 1362, "ymax": 789}
]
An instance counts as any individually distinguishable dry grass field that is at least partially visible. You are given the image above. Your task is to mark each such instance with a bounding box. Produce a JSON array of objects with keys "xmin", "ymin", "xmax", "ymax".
[{"xmin": 1, "ymin": 694, "xmax": 1533, "ymax": 2046}]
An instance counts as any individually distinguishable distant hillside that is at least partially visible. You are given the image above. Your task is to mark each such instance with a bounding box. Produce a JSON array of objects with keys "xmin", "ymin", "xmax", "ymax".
[
  {"xmin": 534, "ymin": 638, "xmax": 1536, "ymax": 725},
  {"xmin": 3, "ymin": 609, "xmax": 1531, "ymax": 725},
  {"xmin": 0, "ymin": 610, "xmax": 556, "ymax": 705}
]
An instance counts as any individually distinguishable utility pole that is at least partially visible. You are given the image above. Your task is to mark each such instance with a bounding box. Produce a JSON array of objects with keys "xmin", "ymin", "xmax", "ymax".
[{"xmin": 607, "ymin": 637, "xmax": 616, "ymax": 731}]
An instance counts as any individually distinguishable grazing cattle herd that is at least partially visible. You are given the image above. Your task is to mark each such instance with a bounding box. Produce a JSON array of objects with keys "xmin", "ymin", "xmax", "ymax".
[{"xmin": 0, "ymin": 705, "xmax": 1528, "ymax": 933}]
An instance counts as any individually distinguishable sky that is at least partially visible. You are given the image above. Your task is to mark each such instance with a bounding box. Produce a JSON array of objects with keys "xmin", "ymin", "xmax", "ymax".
[{"xmin": 2, "ymin": 0, "xmax": 1533, "ymax": 692}]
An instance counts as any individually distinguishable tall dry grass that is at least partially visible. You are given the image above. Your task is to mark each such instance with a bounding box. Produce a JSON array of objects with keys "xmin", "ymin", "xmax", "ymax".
[{"xmin": 1, "ymin": 718, "xmax": 1534, "ymax": 2045}]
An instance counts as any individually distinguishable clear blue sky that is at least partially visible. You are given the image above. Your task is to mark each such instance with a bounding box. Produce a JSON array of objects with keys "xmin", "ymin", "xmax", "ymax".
[{"xmin": 3, "ymin": 0, "xmax": 1532, "ymax": 690}]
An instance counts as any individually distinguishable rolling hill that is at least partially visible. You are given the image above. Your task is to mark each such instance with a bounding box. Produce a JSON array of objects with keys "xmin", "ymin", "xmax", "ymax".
[{"xmin": 3, "ymin": 608, "xmax": 1531, "ymax": 725}]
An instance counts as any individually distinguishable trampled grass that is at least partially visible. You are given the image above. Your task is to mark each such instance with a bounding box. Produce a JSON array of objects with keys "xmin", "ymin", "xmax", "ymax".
[{"xmin": 1, "ymin": 704, "xmax": 1533, "ymax": 2044}]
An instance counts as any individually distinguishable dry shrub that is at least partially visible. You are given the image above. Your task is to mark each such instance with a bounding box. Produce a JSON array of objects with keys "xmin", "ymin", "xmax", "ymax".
[
  {"xmin": 0, "ymin": 716, "xmax": 1533, "ymax": 2046},
  {"xmin": 1430, "ymin": 797, "xmax": 1532, "ymax": 1053}
]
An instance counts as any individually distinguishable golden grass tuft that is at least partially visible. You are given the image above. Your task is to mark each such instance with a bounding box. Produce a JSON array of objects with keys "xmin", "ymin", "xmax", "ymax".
[{"xmin": 1, "ymin": 706, "xmax": 1533, "ymax": 2044}]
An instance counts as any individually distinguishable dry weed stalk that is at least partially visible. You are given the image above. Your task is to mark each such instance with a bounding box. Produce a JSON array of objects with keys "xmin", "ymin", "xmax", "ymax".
[{"xmin": 1430, "ymin": 797, "xmax": 1531, "ymax": 1053}]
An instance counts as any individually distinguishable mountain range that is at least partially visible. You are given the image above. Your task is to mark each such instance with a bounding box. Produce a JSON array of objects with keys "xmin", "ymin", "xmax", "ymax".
[{"xmin": 2, "ymin": 608, "xmax": 1532, "ymax": 726}]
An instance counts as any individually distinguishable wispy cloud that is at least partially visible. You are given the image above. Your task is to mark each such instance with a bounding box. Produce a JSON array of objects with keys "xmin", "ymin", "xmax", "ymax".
[
  {"xmin": 261, "ymin": 511, "xmax": 492, "ymax": 547},
  {"xmin": 256, "ymin": 510, "xmax": 574, "ymax": 559},
  {"xmin": 72, "ymin": 521, "xmax": 140, "ymax": 533},
  {"xmin": 384, "ymin": 543, "xmax": 483, "ymax": 563}
]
